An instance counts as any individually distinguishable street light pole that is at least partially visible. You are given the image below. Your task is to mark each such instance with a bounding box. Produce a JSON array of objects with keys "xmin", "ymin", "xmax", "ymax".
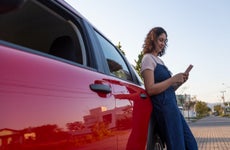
[
  {"xmin": 222, "ymin": 83, "xmax": 230, "ymax": 105},
  {"xmin": 220, "ymin": 90, "xmax": 226, "ymax": 104}
]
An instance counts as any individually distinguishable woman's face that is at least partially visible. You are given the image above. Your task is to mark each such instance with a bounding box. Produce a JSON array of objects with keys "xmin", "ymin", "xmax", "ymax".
[{"xmin": 155, "ymin": 33, "xmax": 167, "ymax": 53}]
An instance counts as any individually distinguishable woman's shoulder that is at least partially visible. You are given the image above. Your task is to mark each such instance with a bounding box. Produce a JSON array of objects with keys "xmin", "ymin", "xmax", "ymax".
[
  {"xmin": 142, "ymin": 53, "xmax": 153, "ymax": 61},
  {"xmin": 143, "ymin": 54, "xmax": 164, "ymax": 65},
  {"xmin": 141, "ymin": 53, "xmax": 156, "ymax": 73}
]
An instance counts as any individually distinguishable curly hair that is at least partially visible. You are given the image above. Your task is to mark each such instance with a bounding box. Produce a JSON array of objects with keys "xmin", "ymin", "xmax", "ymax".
[{"xmin": 142, "ymin": 27, "xmax": 168, "ymax": 56}]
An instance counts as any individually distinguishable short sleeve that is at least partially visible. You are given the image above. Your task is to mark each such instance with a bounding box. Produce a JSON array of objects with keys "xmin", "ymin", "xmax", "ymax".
[{"xmin": 141, "ymin": 54, "xmax": 156, "ymax": 75}]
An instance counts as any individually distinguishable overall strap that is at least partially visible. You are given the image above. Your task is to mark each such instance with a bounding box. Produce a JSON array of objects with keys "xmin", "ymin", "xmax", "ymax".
[{"xmin": 150, "ymin": 55, "xmax": 158, "ymax": 65}]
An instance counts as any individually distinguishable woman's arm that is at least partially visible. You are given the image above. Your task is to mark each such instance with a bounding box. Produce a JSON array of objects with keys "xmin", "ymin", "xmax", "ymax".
[
  {"xmin": 142, "ymin": 69, "xmax": 173, "ymax": 95},
  {"xmin": 142, "ymin": 69, "xmax": 187, "ymax": 96}
]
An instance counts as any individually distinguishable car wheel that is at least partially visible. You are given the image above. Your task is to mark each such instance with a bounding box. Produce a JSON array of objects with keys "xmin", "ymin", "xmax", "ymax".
[{"xmin": 153, "ymin": 134, "xmax": 164, "ymax": 150}]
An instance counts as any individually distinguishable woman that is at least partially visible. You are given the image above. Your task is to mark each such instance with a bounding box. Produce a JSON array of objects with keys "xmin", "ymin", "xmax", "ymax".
[{"xmin": 141, "ymin": 27, "xmax": 198, "ymax": 150}]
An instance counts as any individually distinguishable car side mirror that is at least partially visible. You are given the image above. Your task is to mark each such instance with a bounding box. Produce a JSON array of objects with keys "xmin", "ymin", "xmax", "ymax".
[{"xmin": 0, "ymin": 0, "xmax": 24, "ymax": 14}]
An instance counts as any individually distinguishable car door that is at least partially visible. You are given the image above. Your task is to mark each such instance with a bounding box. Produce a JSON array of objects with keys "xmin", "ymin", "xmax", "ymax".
[
  {"xmin": 93, "ymin": 30, "xmax": 153, "ymax": 150},
  {"xmin": 0, "ymin": 0, "xmax": 153, "ymax": 149},
  {"xmin": 0, "ymin": 45, "xmax": 120, "ymax": 150},
  {"xmin": 0, "ymin": 0, "xmax": 118, "ymax": 149}
]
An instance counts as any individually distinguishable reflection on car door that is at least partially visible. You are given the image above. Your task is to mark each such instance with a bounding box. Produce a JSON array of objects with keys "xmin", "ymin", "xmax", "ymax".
[
  {"xmin": 94, "ymin": 31, "xmax": 152, "ymax": 149},
  {"xmin": 0, "ymin": 0, "xmax": 153, "ymax": 149},
  {"xmin": 0, "ymin": 45, "xmax": 119, "ymax": 149}
]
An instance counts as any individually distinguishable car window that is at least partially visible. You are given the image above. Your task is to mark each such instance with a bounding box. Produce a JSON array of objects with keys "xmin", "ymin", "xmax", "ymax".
[
  {"xmin": 0, "ymin": 0, "xmax": 87, "ymax": 66},
  {"xmin": 131, "ymin": 65, "xmax": 144, "ymax": 85},
  {"xmin": 95, "ymin": 31, "xmax": 132, "ymax": 82}
]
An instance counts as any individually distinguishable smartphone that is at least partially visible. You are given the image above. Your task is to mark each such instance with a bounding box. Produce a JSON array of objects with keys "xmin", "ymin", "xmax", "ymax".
[{"xmin": 185, "ymin": 64, "xmax": 193, "ymax": 74}]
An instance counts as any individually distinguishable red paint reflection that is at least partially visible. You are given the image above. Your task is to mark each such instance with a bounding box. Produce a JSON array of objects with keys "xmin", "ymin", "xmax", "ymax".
[{"xmin": 114, "ymin": 83, "xmax": 152, "ymax": 150}]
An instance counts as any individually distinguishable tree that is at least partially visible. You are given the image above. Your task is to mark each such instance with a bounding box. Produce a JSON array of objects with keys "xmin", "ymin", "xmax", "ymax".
[
  {"xmin": 66, "ymin": 121, "xmax": 85, "ymax": 131},
  {"xmin": 224, "ymin": 102, "xmax": 230, "ymax": 106},
  {"xmin": 214, "ymin": 104, "xmax": 223, "ymax": 116},
  {"xmin": 91, "ymin": 122, "xmax": 111, "ymax": 138},
  {"xmin": 195, "ymin": 101, "xmax": 210, "ymax": 118},
  {"xmin": 184, "ymin": 100, "xmax": 196, "ymax": 110},
  {"xmin": 116, "ymin": 42, "xmax": 125, "ymax": 55},
  {"xmin": 116, "ymin": 42, "xmax": 143, "ymax": 79},
  {"xmin": 134, "ymin": 51, "xmax": 144, "ymax": 79}
]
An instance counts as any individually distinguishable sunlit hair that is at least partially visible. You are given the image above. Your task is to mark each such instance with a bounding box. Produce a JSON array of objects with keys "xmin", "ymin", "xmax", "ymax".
[{"xmin": 142, "ymin": 27, "xmax": 168, "ymax": 56}]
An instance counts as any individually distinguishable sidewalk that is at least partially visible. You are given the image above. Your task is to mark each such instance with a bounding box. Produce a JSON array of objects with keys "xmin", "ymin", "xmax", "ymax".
[{"xmin": 190, "ymin": 116, "xmax": 230, "ymax": 150}]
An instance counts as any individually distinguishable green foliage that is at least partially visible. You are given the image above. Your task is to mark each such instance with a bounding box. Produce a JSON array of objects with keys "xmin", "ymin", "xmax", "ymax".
[
  {"xmin": 195, "ymin": 101, "xmax": 210, "ymax": 118},
  {"xmin": 134, "ymin": 51, "xmax": 144, "ymax": 80},
  {"xmin": 214, "ymin": 104, "xmax": 223, "ymax": 116},
  {"xmin": 116, "ymin": 42, "xmax": 143, "ymax": 80},
  {"xmin": 116, "ymin": 42, "xmax": 125, "ymax": 55},
  {"xmin": 224, "ymin": 102, "xmax": 230, "ymax": 106}
]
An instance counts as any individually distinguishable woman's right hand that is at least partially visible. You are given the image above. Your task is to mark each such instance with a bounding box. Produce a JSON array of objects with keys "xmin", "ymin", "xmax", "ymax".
[{"xmin": 172, "ymin": 73, "xmax": 187, "ymax": 84}]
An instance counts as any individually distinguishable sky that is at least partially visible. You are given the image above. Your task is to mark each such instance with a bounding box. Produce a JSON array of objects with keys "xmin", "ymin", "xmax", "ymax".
[{"xmin": 65, "ymin": 0, "xmax": 230, "ymax": 104}]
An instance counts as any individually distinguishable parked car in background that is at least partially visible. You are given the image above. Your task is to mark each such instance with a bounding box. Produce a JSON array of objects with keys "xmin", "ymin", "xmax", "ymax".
[{"xmin": 0, "ymin": 0, "xmax": 163, "ymax": 149}]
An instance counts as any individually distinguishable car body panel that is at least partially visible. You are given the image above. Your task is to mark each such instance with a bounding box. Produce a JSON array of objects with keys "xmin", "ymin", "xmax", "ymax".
[{"xmin": 0, "ymin": 0, "xmax": 153, "ymax": 149}]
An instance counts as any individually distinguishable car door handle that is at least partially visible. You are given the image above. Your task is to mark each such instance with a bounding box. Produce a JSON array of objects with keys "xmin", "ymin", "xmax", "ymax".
[{"xmin": 90, "ymin": 84, "xmax": 111, "ymax": 94}]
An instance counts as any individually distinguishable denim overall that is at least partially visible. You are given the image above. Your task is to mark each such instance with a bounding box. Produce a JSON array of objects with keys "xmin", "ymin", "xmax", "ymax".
[{"xmin": 151, "ymin": 62, "xmax": 198, "ymax": 150}]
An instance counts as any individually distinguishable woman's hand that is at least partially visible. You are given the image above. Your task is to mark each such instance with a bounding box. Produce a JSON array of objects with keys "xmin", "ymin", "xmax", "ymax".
[
  {"xmin": 171, "ymin": 73, "xmax": 189, "ymax": 91},
  {"xmin": 172, "ymin": 73, "xmax": 189, "ymax": 84}
]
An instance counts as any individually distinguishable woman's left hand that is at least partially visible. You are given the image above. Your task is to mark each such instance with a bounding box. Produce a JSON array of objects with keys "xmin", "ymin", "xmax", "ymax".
[{"xmin": 183, "ymin": 73, "xmax": 189, "ymax": 83}]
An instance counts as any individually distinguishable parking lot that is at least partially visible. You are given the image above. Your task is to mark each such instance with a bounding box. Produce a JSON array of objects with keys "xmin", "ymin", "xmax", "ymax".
[
  {"xmin": 75, "ymin": 115, "xmax": 230, "ymax": 150},
  {"xmin": 190, "ymin": 115, "xmax": 230, "ymax": 150}
]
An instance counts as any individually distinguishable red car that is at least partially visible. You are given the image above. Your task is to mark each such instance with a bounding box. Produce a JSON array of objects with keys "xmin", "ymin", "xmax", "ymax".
[{"xmin": 0, "ymin": 0, "xmax": 163, "ymax": 149}]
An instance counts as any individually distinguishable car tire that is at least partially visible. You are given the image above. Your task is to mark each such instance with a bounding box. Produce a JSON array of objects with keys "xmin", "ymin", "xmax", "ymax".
[{"xmin": 152, "ymin": 134, "xmax": 164, "ymax": 150}]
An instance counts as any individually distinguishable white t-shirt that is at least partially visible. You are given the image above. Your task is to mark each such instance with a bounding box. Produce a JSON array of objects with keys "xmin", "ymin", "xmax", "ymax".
[{"xmin": 141, "ymin": 53, "xmax": 164, "ymax": 75}]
